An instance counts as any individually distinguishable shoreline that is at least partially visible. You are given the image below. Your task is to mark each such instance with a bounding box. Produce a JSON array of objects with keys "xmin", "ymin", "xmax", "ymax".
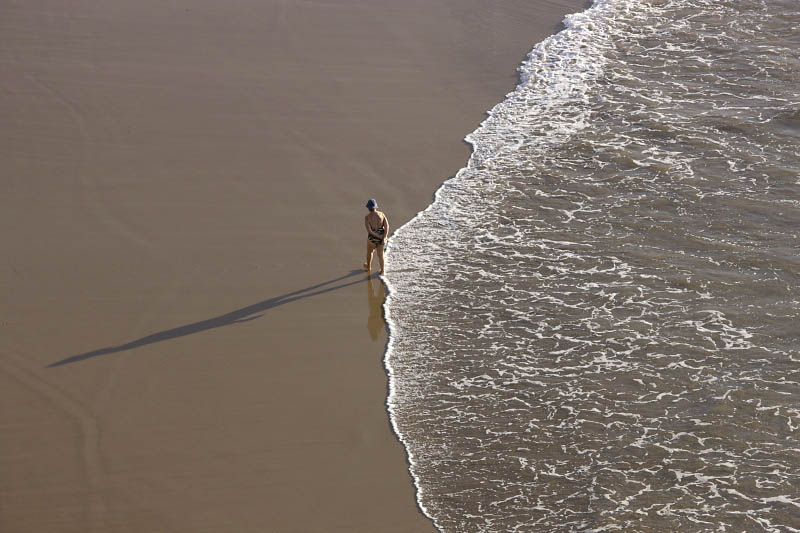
[
  {"xmin": 1, "ymin": 1, "xmax": 587, "ymax": 531},
  {"xmin": 383, "ymin": 3, "xmax": 600, "ymax": 527}
]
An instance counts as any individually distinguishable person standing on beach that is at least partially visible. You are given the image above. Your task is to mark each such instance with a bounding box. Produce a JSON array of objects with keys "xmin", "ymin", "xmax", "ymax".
[{"xmin": 363, "ymin": 198, "xmax": 389, "ymax": 275}]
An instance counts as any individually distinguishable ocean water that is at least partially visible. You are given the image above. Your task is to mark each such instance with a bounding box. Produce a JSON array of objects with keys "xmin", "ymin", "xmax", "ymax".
[{"xmin": 383, "ymin": 0, "xmax": 800, "ymax": 531}]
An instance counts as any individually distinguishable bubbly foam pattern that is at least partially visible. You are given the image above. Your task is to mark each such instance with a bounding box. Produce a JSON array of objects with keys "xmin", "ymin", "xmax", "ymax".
[{"xmin": 384, "ymin": 0, "xmax": 800, "ymax": 530}]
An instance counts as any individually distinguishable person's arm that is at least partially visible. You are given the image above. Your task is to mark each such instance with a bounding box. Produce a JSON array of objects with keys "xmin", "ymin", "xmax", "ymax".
[
  {"xmin": 365, "ymin": 216, "xmax": 380, "ymax": 239},
  {"xmin": 382, "ymin": 215, "xmax": 389, "ymax": 243}
]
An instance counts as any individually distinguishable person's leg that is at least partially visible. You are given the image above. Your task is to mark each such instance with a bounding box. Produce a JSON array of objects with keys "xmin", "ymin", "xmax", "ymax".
[
  {"xmin": 364, "ymin": 241, "xmax": 376, "ymax": 271},
  {"xmin": 377, "ymin": 244, "xmax": 385, "ymax": 274}
]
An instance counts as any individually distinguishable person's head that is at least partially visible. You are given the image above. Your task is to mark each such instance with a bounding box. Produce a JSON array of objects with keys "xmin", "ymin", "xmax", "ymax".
[{"xmin": 365, "ymin": 198, "xmax": 378, "ymax": 211}]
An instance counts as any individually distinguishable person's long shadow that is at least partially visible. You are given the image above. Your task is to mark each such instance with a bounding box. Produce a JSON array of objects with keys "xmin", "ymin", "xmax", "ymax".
[{"xmin": 48, "ymin": 269, "xmax": 375, "ymax": 368}]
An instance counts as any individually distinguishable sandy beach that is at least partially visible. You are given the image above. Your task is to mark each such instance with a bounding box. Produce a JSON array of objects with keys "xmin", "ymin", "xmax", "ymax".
[{"xmin": 1, "ymin": 1, "xmax": 585, "ymax": 531}]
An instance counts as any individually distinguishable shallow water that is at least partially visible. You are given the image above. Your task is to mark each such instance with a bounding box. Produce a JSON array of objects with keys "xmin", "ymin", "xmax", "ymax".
[{"xmin": 384, "ymin": 0, "xmax": 800, "ymax": 530}]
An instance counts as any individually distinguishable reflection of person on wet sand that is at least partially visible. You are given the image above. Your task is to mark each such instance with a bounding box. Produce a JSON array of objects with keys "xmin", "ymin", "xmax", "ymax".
[
  {"xmin": 363, "ymin": 198, "xmax": 389, "ymax": 275},
  {"xmin": 367, "ymin": 275, "xmax": 385, "ymax": 341}
]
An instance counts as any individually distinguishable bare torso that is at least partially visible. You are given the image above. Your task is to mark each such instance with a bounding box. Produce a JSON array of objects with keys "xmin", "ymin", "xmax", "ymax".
[
  {"xmin": 366, "ymin": 210, "xmax": 385, "ymax": 228},
  {"xmin": 365, "ymin": 210, "xmax": 387, "ymax": 241}
]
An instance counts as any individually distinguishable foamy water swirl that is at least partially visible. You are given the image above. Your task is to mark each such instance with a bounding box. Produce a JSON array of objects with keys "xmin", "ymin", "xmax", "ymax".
[{"xmin": 385, "ymin": 0, "xmax": 800, "ymax": 531}]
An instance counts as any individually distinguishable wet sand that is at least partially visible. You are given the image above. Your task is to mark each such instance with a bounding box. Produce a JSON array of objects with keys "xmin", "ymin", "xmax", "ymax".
[{"xmin": 0, "ymin": 1, "xmax": 585, "ymax": 531}]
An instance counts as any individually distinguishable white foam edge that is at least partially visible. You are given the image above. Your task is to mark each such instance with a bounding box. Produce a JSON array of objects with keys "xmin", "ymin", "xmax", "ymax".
[{"xmin": 380, "ymin": 0, "xmax": 621, "ymax": 529}]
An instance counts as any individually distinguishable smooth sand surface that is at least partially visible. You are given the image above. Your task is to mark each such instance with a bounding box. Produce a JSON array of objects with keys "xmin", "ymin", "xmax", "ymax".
[{"xmin": 1, "ymin": 1, "xmax": 586, "ymax": 531}]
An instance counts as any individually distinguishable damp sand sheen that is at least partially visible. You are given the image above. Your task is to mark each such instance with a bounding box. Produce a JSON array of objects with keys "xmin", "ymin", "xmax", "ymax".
[{"xmin": 0, "ymin": 0, "xmax": 588, "ymax": 532}]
